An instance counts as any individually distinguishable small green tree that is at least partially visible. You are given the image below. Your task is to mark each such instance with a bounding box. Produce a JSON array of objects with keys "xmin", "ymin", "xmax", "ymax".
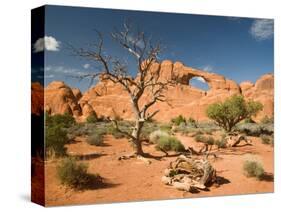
[{"xmin": 206, "ymin": 95, "xmax": 263, "ymax": 132}]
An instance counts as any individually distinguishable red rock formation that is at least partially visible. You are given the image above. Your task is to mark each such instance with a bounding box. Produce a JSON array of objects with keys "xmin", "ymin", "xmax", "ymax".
[
  {"xmin": 31, "ymin": 82, "xmax": 44, "ymax": 115},
  {"xmin": 79, "ymin": 60, "xmax": 244, "ymax": 122},
  {"xmin": 71, "ymin": 88, "xmax": 82, "ymax": 101},
  {"xmin": 240, "ymin": 73, "xmax": 274, "ymax": 120},
  {"xmin": 45, "ymin": 81, "xmax": 82, "ymax": 117},
  {"xmin": 43, "ymin": 61, "xmax": 274, "ymax": 123}
]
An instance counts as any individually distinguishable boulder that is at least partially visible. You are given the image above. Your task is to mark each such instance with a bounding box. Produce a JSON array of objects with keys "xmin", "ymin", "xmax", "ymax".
[
  {"xmin": 45, "ymin": 81, "xmax": 82, "ymax": 117},
  {"xmin": 31, "ymin": 82, "xmax": 44, "ymax": 115}
]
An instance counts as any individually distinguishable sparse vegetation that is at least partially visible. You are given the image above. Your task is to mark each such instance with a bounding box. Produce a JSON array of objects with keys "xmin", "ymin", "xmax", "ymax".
[
  {"xmin": 236, "ymin": 122, "xmax": 273, "ymax": 136},
  {"xmin": 155, "ymin": 135, "xmax": 185, "ymax": 152},
  {"xmin": 171, "ymin": 115, "xmax": 186, "ymax": 126},
  {"xmin": 46, "ymin": 125, "xmax": 68, "ymax": 157},
  {"xmin": 86, "ymin": 132, "xmax": 104, "ymax": 146},
  {"xmin": 86, "ymin": 114, "xmax": 98, "ymax": 123},
  {"xmin": 214, "ymin": 136, "xmax": 227, "ymax": 149},
  {"xmin": 194, "ymin": 134, "xmax": 207, "ymax": 143},
  {"xmin": 57, "ymin": 158, "xmax": 101, "ymax": 190},
  {"xmin": 206, "ymin": 95, "xmax": 263, "ymax": 132},
  {"xmin": 243, "ymin": 157, "xmax": 265, "ymax": 180},
  {"xmin": 261, "ymin": 116, "xmax": 274, "ymax": 124},
  {"xmin": 149, "ymin": 130, "xmax": 169, "ymax": 143},
  {"xmin": 261, "ymin": 134, "xmax": 273, "ymax": 145},
  {"xmin": 46, "ymin": 113, "xmax": 76, "ymax": 128},
  {"xmin": 187, "ymin": 117, "xmax": 197, "ymax": 128}
]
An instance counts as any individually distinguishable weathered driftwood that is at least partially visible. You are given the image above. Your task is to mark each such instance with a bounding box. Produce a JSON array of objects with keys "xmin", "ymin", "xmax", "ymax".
[
  {"xmin": 162, "ymin": 155, "xmax": 216, "ymax": 192},
  {"xmin": 225, "ymin": 133, "xmax": 252, "ymax": 147}
]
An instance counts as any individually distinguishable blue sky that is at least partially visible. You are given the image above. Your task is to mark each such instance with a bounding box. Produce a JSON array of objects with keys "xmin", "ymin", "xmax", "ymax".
[{"xmin": 32, "ymin": 5, "xmax": 274, "ymax": 92}]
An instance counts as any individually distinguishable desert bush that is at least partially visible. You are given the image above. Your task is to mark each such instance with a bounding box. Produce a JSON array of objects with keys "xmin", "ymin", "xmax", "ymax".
[
  {"xmin": 206, "ymin": 95, "xmax": 263, "ymax": 132},
  {"xmin": 187, "ymin": 117, "xmax": 197, "ymax": 128},
  {"xmin": 149, "ymin": 130, "xmax": 169, "ymax": 143},
  {"xmin": 46, "ymin": 113, "xmax": 76, "ymax": 128},
  {"xmin": 159, "ymin": 123, "xmax": 172, "ymax": 132},
  {"xmin": 171, "ymin": 115, "xmax": 186, "ymax": 126},
  {"xmin": 236, "ymin": 123, "xmax": 273, "ymax": 136},
  {"xmin": 155, "ymin": 135, "xmax": 185, "ymax": 152},
  {"xmin": 236, "ymin": 123, "xmax": 262, "ymax": 136},
  {"xmin": 260, "ymin": 124, "xmax": 274, "ymax": 135},
  {"xmin": 205, "ymin": 136, "xmax": 215, "ymax": 145},
  {"xmin": 261, "ymin": 116, "xmax": 274, "ymax": 124},
  {"xmin": 260, "ymin": 134, "xmax": 273, "ymax": 145},
  {"xmin": 86, "ymin": 132, "xmax": 104, "ymax": 146},
  {"xmin": 46, "ymin": 125, "xmax": 68, "ymax": 157},
  {"xmin": 242, "ymin": 117, "xmax": 256, "ymax": 124},
  {"xmin": 214, "ymin": 137, "xmax": 227, "ymax": 149},
  {"xmin": 57, "ymin": 158, "xmax": 101, "ymax": 190},
  {"xmin": 243, "ymin": 157, "xmax": 264, "ymax": 180},
  {"xmin": 191, "ymin": 130, "xmax": 203, "ymax": 137},
  {"xmin": 106, "ymin": 125, "xmax": 126, "ymax": 139},
  {"xmin": 67, "ymin": 123, "xmax": 91, "ymax": 137},
  {"xmin": 173, "ymin": 125, "xmax": 190, "ymax": 135},
  {"xmin": 86, "ymin": 114, "xmax": 98, "ymax": 123},
  {"xmin": 194, "ymin": 134, "xmax": 207, "ymax": 143}
]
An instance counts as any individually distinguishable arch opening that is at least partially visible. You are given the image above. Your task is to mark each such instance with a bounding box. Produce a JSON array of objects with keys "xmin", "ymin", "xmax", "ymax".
[{"xmin": 189, "ymin": 76, "xmax": 210, "ymax": 91}]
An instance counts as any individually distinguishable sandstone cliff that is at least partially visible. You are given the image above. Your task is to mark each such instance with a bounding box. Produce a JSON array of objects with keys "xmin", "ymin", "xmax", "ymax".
[{"xmin": 43, "ymin": 60, "xmax": 274, "ymax": 122}]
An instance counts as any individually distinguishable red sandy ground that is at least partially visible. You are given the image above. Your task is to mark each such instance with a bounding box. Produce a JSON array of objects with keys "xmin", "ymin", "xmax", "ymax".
[{"xmin": 44, "ymin": 134, "xmax": 274, "ymax": 206}]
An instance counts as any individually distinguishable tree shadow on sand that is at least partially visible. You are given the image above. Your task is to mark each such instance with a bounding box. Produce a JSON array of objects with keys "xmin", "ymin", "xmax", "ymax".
[
  {"xmin": 141, "ymin": 152, "xmax": 182, "ymax": 161},
  {"xmin": 72, "ymin": 153, "xmax": 107, "ymax": 161},
  {"xmin": 72, "ymin": 175, "xmax": 121, "ymax": 191}
]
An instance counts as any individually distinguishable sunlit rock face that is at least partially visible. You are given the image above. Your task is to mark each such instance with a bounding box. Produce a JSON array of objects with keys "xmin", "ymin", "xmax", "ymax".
[
  {"xmin": 44, "ymin": 60, "xmax": 274, "ymax": 122},
  {"xmin": 78, "ymin": 60, "xmax": 273, "ymax": 122}
]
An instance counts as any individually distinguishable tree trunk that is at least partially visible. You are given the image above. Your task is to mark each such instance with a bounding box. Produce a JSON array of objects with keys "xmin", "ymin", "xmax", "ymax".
[{"xmin": 131, "ymin": 119, "xmax": 144, "ymax": 156}]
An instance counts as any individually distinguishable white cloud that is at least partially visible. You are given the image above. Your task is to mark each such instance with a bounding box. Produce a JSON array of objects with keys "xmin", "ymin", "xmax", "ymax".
[
  {"xmin": 250, "ymin": 19, "xmax": 274, "ymax": 41},
  {"xmin": 44, "ymin": 65, "xmax": 91, "ymax": 77},
  {"xmin": 45, "ymin": 74, "xmax": 54, "ymax": 78},
  {"xmin": 201, "ymin": 65, "xmax": 213, "ymax": 72},
  {"xmin": 193, "ymin": 76, "xmax": 206, "ymax": 83},
  {"xmin": 33, "ymin": 36, "xmax": 61, "ymax": 53},
  {"xmin": 83, "ymin": 64, "xmax": 90, "ymax": 69}
]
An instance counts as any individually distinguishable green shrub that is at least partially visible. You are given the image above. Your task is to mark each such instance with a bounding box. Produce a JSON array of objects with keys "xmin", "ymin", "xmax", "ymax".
[
  {"xmin": 236, "ymin": 123, "xmax": 262, "ymax": 136},
  {"xmin": 106, "ymin": 124, "xmax": 127, "ymax": 139},
  {"xmin": 236, "ymin": 123, "xmax": 273, "ymax": 136},
  {"xmin": 171, "ymin": 115, "xmax": 186, "ymax": 126},
  {"xmin": 46, "ymin": 125, "xmax": 68, "ymax": 157},
  {"xmin": 261, "ymin": 116, "xmax": 274, "ymax": 124},
  {"xmin": 46, "ymin": 113, "xmax": 75, "ymax": 128},
  {"xmin": 86, "ymin": 132, "xmax": 104, "ymax": 146},
  {"xmin": 149, "ymin": 130, "xmax": 169, "ymax": 143},
  {"xmin": 155, "ymin": 135, "xmax": 185, "ymax": 152},
  {"xmin": 57, "ymin": 158, "xmax": 101, "ymax": 190},
  {"xmin": 86, "ymin": 114, "xmax": 98, "ymax": 123},
  {"xmin": 243, "ymin": 158, "xmax": 264, "ymax": 180},
  {"xmin": 215, "ymin": 138, "xmax": 227, "ymax": 149},
  {"xmin": 159, "ymin": 124, "xmax": 172, "ymax": 132},
  {"xmin": 194, "ymin": 134, "xmax": 207, "ymax": 143},
  {"xmin": 205, "ymin": 136, "xmax": 215, "ymax": 145},
  {"xmin": 260, "ymin": 123, "xmax": 274, "ymax": 135},
  {"xmin": 206, "ymin": 95, "xmax": 263, "ymax": 132},
  {"xmin": 242, "ymin": 118, "xmax": 256, "ymax": 124},
  {"xmin": 186, "ymin": 117, "xmax": 197, "ymax": 127},
  {"xmin": 173, "ymin": 125, "xmax": 190, "ymax": 135},
  {"xmin": 261, "ymin": 134, "xmax": 273, "ymax": 145}
]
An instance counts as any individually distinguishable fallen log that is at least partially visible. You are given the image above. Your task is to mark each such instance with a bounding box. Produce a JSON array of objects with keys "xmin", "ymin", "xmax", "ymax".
[{"xmin": 162, "ymin": 155, "xmax": 216, "ymax": 192}]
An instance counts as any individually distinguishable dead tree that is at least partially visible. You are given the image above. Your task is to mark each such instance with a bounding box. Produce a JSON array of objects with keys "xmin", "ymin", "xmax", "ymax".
[{"xmin": 70, "ymin": 22, "xmax": 177, "ymax": 156}]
